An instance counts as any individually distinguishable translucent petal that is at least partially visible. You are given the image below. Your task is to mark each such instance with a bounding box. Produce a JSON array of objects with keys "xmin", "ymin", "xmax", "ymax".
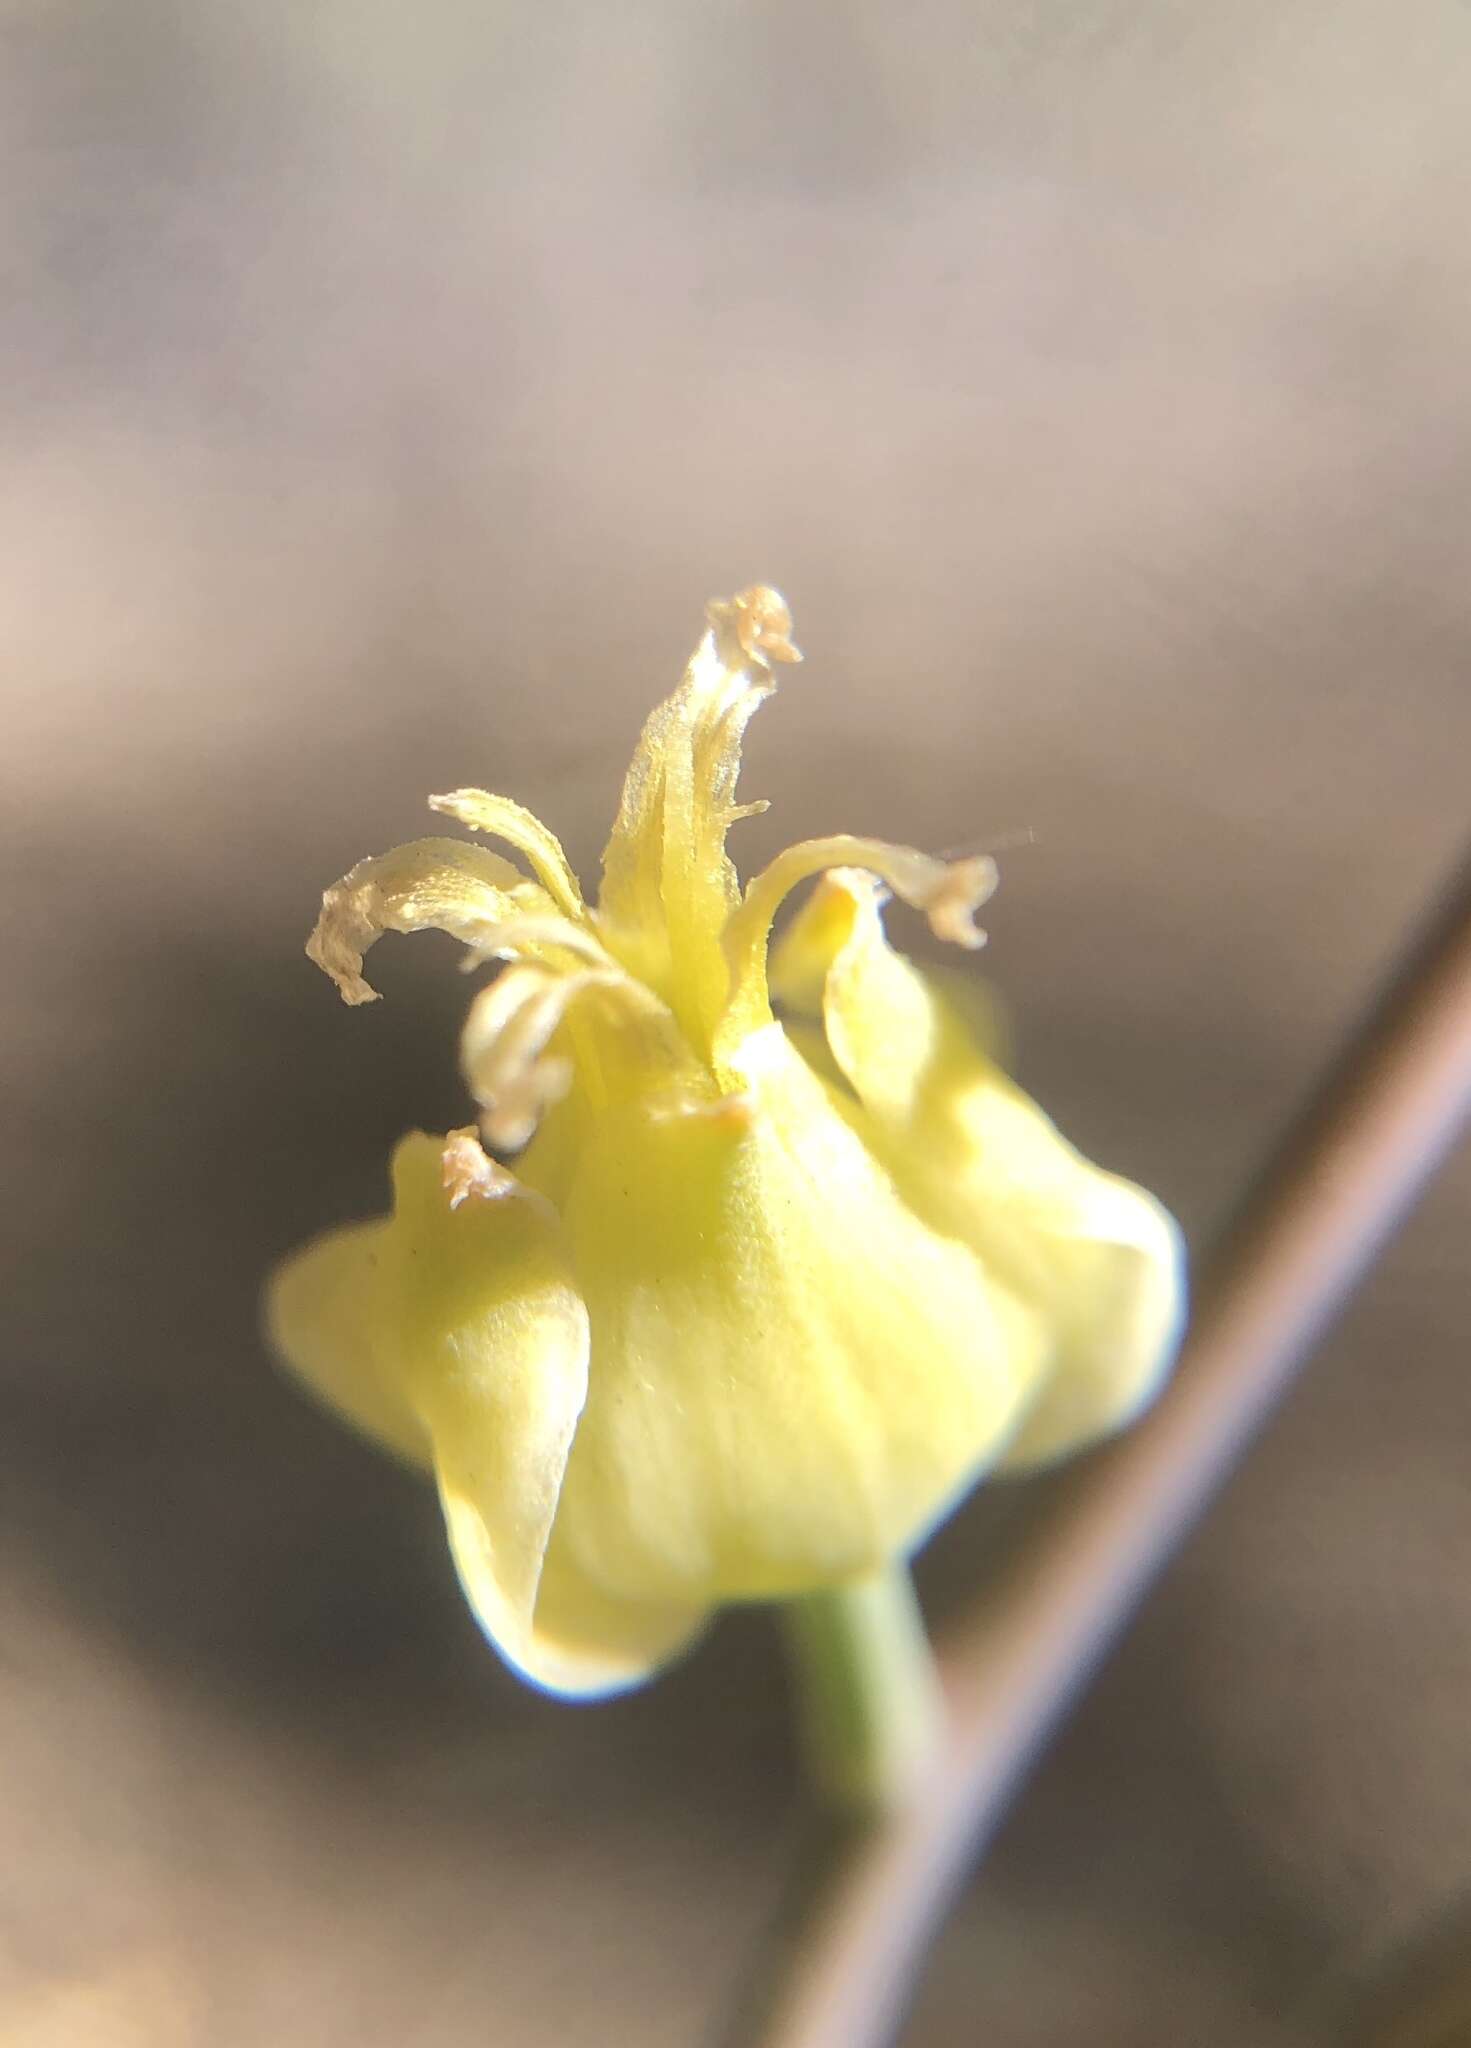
[
  {"xmin": 306, "ymin": 837, "xmax": 553, "ymax": 1004},
  {"xmin": 543, "ymin": 1024, "xmax": 1049, "ymax": 1608},
  {"xmin": 777, "ymin": 872, "xmax": 1186, "ymax": 1466}
]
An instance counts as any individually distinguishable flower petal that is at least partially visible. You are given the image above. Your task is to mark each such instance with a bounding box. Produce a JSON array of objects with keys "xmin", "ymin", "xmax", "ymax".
[
  {"xmin": 718, "ymin": 834, "xmax": 996, "ymax": 1060},
  {"xmin": 595, "ymin": 588, "xmax": 799, "ymax": 1047},
  {"xmin": 306, "ymin": 838, "xmax": 553, "ymax": 1004},
  {"xmin": 777, "ymin": 871, "xmax": 1186, "ymax": 1466},
  {"xmin": 265, "ymin": 1209, "xmax": 433, "ymax": 1472},
  {"xmin": 428, "ymin": 789, "xmax": 588, "ymax": 925},
  {"xmin": 495, "ymin": 1532, "xmax": 710, "ymax": 1697},
  {"xmin": 541, "ymin": 1025, "xmax": 1048, "ymax": 1609},
  {"xmin": 266, "ymin": 1133, "xmax": 683, "ymax": 1694}
]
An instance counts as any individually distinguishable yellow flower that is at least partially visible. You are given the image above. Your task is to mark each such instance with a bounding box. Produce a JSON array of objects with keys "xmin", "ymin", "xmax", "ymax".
[{"xmin": 266, "ymin": 587, "xmax": 1185, "ymax": 1698}]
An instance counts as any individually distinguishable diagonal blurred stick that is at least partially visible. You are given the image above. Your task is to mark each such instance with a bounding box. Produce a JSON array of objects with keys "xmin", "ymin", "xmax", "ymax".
[{"xmin": 734, "ymin": 842, "xmax": 1471, "ymax": 2048}]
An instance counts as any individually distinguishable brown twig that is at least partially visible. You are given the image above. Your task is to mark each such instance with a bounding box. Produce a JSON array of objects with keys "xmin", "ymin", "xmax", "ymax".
[{"xmin": 732, "ymin": 843, "xmax": 1471, "ymax": 2048}]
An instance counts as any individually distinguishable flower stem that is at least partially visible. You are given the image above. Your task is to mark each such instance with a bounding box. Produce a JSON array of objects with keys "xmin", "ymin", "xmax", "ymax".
[{"xmin": 780, "ymin": 1567, "xmax": 944, "ymax": 1814}]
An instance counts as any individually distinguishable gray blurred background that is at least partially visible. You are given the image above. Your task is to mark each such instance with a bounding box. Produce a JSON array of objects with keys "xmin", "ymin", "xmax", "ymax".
[{"xmin": 4, "ymin": 2, "xmax": 1470, "ymax": 2042}]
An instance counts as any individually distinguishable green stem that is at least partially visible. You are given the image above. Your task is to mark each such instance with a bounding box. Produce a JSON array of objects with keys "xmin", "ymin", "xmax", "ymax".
[{"xmin": 780, "ymin": 1567, "xmax": 944, "ymax": 1815}]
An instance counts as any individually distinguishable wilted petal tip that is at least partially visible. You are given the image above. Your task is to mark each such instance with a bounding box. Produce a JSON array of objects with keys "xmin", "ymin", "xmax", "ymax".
[
  {"xmin": 306, "ymin": 885, "xmax": 385, "ymax": 1004},
  {"xmin": 706, "ymin": 585, "xmax": 802, "ymax": 672},
  {"xmin": 921, "ymin": 855, "xmax": 999, "ymax": 950}
]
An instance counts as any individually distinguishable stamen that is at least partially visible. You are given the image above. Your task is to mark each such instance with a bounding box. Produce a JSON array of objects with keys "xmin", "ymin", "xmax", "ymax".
[
  {"xmin": 441, "ymin": 1127, "xmax": 520, "ymax": 1207},
  {"xmin": 462, "ymin": 966, "xmax": 586, "ymax": 1153},
  {"xmin": 441, "ymin": 1126, "xmax": 562, "ymax": 1225},
  {"xmin": 460, "ymin": 957, "xmax": 680, "ymax": 1152}
]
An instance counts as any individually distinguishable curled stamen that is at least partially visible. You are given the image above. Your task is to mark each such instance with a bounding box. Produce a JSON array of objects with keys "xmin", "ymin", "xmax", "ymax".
[
  {"xmin": 461, "ymin": 966, "xmax": 592, "ymax": 1152},
  {"xmin": 461, "ymin": 946, "xmax": 695, "ymax": 1151}
]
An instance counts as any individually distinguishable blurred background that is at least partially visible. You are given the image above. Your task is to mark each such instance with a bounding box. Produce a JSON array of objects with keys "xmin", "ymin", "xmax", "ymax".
[{"xmin": 4, "ymin": 1, "xmax": 1470, "ymax": 2042}]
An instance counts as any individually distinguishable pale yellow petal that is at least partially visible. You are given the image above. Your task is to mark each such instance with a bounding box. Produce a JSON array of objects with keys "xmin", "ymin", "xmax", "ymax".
[
  {"xmin": 269, "ymin": 1133, "xmax": 675, "ymax": 1694},
  {"xmin": 544, "ymin": 1025, "xmax": 1048, "ymax": 1609},
  {"xmin": 497, "ymin": 1531, "xmax": 710, "ymax": 1697},
  {"xmin": 718, "ymin": 835, "xmax": 996, "ymax": 1060},
  {"xmin": 595, "ymin": 587, "xmax": 798, "ymax": 1047},
  {"xmin": 782, "ymin": 871, "xmax": 1186, "ymax": 1466},
  {"xmin": 428, "ymin": 789, "xmax": 588, "ymax": 925},
  {"xmin": 306, "ymin": 837, "xmax": 552, "ymax": 1004},
  {"xmin": 363, "ymin": 1135, "xmax": 592, "ymax": 1678},
  {"xmin": 770, "ymin": 884, "xmax": 1012, "ymax": 1069},
  {"xmin": 264, "ymin": 1210, "xmax": 433, "ymax": 1471}
]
